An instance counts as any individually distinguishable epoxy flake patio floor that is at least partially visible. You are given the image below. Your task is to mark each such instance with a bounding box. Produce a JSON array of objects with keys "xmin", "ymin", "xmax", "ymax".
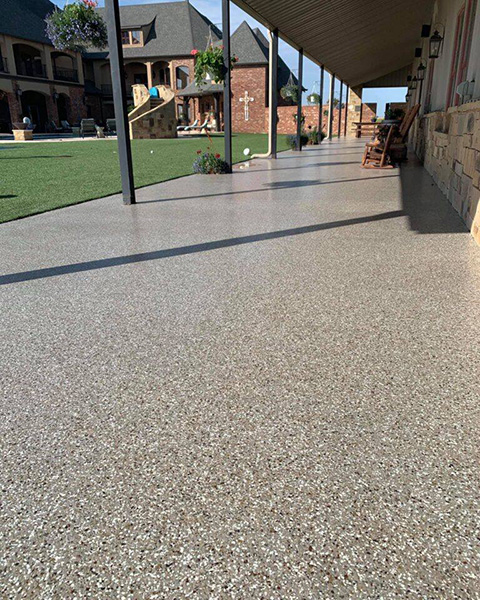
[{"xmin": 1, "ymin": 140, "xmax": 480, "ymax": 599}]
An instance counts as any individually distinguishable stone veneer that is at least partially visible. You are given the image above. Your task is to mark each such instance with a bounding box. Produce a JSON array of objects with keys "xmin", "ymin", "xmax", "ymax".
[
  {"xmin": 414, "ymin": 100, "xmax": 480, "ymax": 245},
  {"xmin": 129, "ymin": 84, "xmax": 177, "ymax": 139}
]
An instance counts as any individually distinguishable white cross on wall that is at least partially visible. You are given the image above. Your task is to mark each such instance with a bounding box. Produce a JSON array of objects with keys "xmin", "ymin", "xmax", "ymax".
[{"xmin": 239, "ymin": 90, "xmax": 254, "ymax": 121}]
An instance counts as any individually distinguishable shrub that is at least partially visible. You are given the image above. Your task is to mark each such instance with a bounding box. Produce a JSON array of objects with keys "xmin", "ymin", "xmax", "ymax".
[
  {"xmin": 45, "ymin": 0, "xmax": 107, "ymax": 52},
  {"xmin": 286, "ymin": 133, "xmax": 308, "ymax": 150},
  {"xmin": 193, "ymin": 151, "xmax": 229, "ymax": 174}
]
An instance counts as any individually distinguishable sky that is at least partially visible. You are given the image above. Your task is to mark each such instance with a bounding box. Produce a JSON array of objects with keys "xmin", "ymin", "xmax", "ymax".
[{"xmin": 52, "ymin": 0, "xmax": 407, "ymax": 116}]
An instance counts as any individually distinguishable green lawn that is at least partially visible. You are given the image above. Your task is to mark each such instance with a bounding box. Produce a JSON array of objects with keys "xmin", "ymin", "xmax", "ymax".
[{"xmin": 0, "ymin": 133, "xmax": 290, "ymax": 223}]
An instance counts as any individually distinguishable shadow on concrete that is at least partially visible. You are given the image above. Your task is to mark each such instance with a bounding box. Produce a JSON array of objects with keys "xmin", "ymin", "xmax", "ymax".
[
  {"xmin": 138, "ymin": 174, "xmax": 399, "ymax": 205},
  {"xmin": 399, "ymin": 155, "xmax": 467, "ymax": 234},
  {"xmin": 0, "ymin": 210, "xmax": 405, "ymax": 286}
]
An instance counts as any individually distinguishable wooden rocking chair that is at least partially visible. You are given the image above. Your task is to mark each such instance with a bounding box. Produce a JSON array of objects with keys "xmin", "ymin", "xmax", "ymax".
[
  {"xmin": 361, "ymin": 124, "xmax": 395, "ymax": 169},
  {"xmin": 361, "ymin": 104, "xmax": 421, "ymax": 167}
]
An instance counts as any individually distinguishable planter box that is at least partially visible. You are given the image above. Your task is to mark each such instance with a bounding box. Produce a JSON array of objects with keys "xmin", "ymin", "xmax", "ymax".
[{"xmin": 13, "ymin": 129, "xmax": 33, "ymax": 141}]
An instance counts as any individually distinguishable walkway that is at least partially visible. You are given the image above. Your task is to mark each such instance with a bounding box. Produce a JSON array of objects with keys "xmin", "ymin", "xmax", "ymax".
[{"xmin": 1, "ymin": 140, "xmax": 480, "ymax": 598}]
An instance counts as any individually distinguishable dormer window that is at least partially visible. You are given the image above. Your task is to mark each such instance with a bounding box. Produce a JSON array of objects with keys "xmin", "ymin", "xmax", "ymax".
[{"xmin": 121, "ymin": 29, "xmax": 144, "ymax": 47}]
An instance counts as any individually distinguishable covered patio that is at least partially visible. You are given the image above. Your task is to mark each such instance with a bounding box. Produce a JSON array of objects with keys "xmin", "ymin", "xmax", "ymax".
[{"xmin": 1, "ymin": 139, "xmax": 480, "ymax": 596}]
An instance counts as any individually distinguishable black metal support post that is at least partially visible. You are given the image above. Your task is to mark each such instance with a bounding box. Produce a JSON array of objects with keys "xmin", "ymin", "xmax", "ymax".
[
  {"xmin": 328, "ymin": 73, "xmax": 335, "ymax": 140},
  {"xmin": 222, "ymin": 0, "xmax": 232, "ymax": 171},
  {"xmin": 213, "ymin": 94, "xmax": 221, "ymax": 132},
  {"xmin": 271, "ymin": 28, "xmax": 279, "ymax": 158},
  {"xmin": 104, "ymin": 0, "xmax": 135, "ymax": 204},
  {"xmin": 344, "ymin": 87, "xmax": 349, "ymax": 136},
  {"xmin": 296, "ymin": 48, "xmax": 303, "ymax": 151},
  {"xmin": 337, "ymin": 80, "xmax": 343, "ymax": 139},
  {"xmin": 319, "ymin": 65, "xmax": 324, "ymax": 142}
]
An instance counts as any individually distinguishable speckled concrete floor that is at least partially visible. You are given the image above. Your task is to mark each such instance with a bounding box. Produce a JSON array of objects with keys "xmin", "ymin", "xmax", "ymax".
[{"xmin": 1, "ymin": 140, "xmax": 480, "ymax": 599}]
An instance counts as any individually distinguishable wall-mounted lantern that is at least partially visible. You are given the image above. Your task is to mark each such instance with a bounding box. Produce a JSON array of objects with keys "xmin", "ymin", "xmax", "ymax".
[
  {"xmin": 417, "ymin": 60, "xmax": 427, "ymax": 81},
  {"xmin": 411, "ymin": 76, "xmax": 418, "ymax": 90},
  {"xmin": 429, "ymin": 26, "xmax": 444, "ymax": 59},
  {"xmin": 16, "ymin": 88, "xmax": 23, "ymax": 98},
  {"xmin": 53, "ymin": 91, "xmax": 59, "ymax": 102}
]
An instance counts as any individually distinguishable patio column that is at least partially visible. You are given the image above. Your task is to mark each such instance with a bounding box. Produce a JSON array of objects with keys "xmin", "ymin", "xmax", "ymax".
[
  {"xmin": 222, "ymin": 0, "xmax": 232, "ymax": 171},
  {"xmin": 337, "ymin": 80, "xmax": 343, "ymax": 139},
  {"xmin": 328, "ymin": 72, "xmax": 335, "ymax": 140},
  {"xmin": 318, "ymin": 65, "xmax": 324, "ymax": 142},
  {"xmin": 270, "ymin": 28, "xmax": 278, "ymax": 158},
  {"xmin": 105, "ymin": 0, "xmax": 136, "ymax": 204},
  {"xmin": 213, "ymin": 93, "xmax": 221, "ymax": 132},
  {"xmin": 344, "ymin": 86, "xmax": 349, "ymax": 136},
  {"xmin": 296, "ymin": 48, "xmax": 303, "ymax": 151},
  {"xmin": 146, "ymin": 61, "xmax": 153, "ymax": 89},
  {"xmin": 347, "ymin": 86, "xmax": 362, "ymax": 137}
]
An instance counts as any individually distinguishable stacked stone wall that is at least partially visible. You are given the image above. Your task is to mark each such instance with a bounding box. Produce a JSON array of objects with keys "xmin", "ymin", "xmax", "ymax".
[{"xmin": 416, "ymin": 101, "xmax": 480, "ymax": 245}]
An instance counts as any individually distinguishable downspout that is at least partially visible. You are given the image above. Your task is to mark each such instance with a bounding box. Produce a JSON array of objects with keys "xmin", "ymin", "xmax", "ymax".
[{"xmin": 251, "ymin": 29, "xmax": 275, "ymax": 159}]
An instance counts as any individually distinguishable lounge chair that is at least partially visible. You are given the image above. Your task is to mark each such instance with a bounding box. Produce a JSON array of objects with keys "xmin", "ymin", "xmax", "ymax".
[
  {"xmin": 106, "ymin": 119, "xmax": 116, "ymax": 135},
  {"xmin": 47, "ymin": 120, "xmax": 63, "ymax": 133},
  {"xmin": 189, "ymin": 117, "xmax": 211, "ymax": 132},
  {"xmin": 80, "ymin": 119, "xmax": 97, "ymax": 138},
  {"xmin": 183, "ymin": 119, "xmax": 199, "ymax": 132}
]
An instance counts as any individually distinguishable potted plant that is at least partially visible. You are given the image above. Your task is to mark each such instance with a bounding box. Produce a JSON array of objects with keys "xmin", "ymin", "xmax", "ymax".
[
  {"xmin": 280, "ymin": 83, "xmax": 299, "ymax": 104},
  {"xmin": 45, "ymin": 0, "xmax": 108, "ymax": 52},
  {"xmin": 307, "ymin": 126, "xmax": 325, "ymax": 145},
  {"xmin": 286, "ymin": 133, "xmax": 308, "ymax": 150},
  {"xmin": 192, "ymin": 46, "xmax": 238, "ymax": 86},
  {"xmin": 307, "ymin": 92, "xmax": 320, "ymax": 105},
  {"xmin": 193, "ymin": 150, "xmax": 229, "ymax": 174}
]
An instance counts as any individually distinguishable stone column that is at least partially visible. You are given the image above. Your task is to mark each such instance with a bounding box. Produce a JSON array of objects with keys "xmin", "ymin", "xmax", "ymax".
[
  {"xmin": 44, "ymin": 47, "xmax": 54, "ymax": 80},
  {"xmin": 146, "ymin": 61, "xmax": 153, "ymax": 89},
  {"xmin": 347, "ymin": 86, "xmax": 362, "ymax": 137},
  {"xmin": 5, "ymin": 42, "xmax": 16, "ymax": 76},
  {"xmin": 76, "ymin": 52, "xmax": 85, "ymax": 85}
]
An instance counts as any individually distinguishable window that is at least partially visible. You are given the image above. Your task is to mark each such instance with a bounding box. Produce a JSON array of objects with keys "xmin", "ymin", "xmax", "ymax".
[
  {"xmin": 121, "ymin": 30, "xmax": 143, "ymax": 47},
  {"xmin": 131, "ymin": 31, "xmax": 142, "ymax": 45},
  {"xmin": 176, "ymin": 65, "xmax": 189, "ymax": 90},
  {"xmin": 447, "ymin": 0, "xmax": 477, "ymax": 107}
]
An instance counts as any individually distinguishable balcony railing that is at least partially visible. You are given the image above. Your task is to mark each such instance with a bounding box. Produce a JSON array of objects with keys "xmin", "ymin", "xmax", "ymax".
[
  {"xmin": 101, "ymin": 84, "xmax": 113, "ymax": 95},
  {"xmin": 0, "ymin": 56, "xmax": 8, "ymax": 73},
  {"xmin": 53, "ymin": 67, "xmax": 79, "ymax": 82},
  {"xmin": 16, "ymin": 61, "xmax": 47, "ymax": 78}
]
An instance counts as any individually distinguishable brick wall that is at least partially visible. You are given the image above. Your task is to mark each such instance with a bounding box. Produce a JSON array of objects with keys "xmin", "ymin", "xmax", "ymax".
[
  {"xmin": 69, "ymin": 87, "xmax": 87, "ymax": 123},
  {"xmin": 275, "ymin": 103, "xmax": 376, "ymax": 135},
  {"xmin": 414, "ymin": 100, "xmax": 480, "ymax": 245},
  {"xmin": 231, "ymin": 64, "xmax": 267, "ymax": 133}
]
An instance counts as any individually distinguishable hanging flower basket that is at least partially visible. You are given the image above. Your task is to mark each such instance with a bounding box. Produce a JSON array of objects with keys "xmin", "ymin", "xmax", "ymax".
[
  {"xmin": 280, "ymin": 83, "xmax": 299, "ymax": 104},
  {"xmin": 192, "ymin": 46, "xmax": 238, "ymax": 86},
  {"xmin": 45, "ymin": 0, "xmax": 108, "ymax": 52}
]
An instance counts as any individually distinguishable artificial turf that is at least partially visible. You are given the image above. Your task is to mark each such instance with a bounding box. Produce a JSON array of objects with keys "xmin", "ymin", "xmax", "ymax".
[{"xmin": 0, "ymin": 133, "xmax": 289, "ymax": 223}]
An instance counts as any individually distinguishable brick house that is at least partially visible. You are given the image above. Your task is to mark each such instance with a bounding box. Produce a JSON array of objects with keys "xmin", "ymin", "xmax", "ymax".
[{"xmin": 0, "ymin": 0, "xmax": 87, "ymax": 133}]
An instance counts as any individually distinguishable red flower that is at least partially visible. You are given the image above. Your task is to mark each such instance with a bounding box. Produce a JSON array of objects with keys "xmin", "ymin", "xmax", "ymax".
[
  {"xmin": 215, "ymin": 153, "xmax": 221, "ymax": 159},
  {"xmin": 191, "ymin": 49, "xmax": 199, "ymax": 56},
  {"xmin": 197, "ymin": 150, "xmax": 202, "ymax": 154},
  {"xmin": 82, "ymin": 0, "xmax": 97, "ymax": 7}
]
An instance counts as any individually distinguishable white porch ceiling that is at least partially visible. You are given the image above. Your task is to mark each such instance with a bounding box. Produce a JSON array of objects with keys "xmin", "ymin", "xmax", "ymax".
[{"xmin": 233, "ymin": 0, "xmax": 434, "ymax": 87}]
